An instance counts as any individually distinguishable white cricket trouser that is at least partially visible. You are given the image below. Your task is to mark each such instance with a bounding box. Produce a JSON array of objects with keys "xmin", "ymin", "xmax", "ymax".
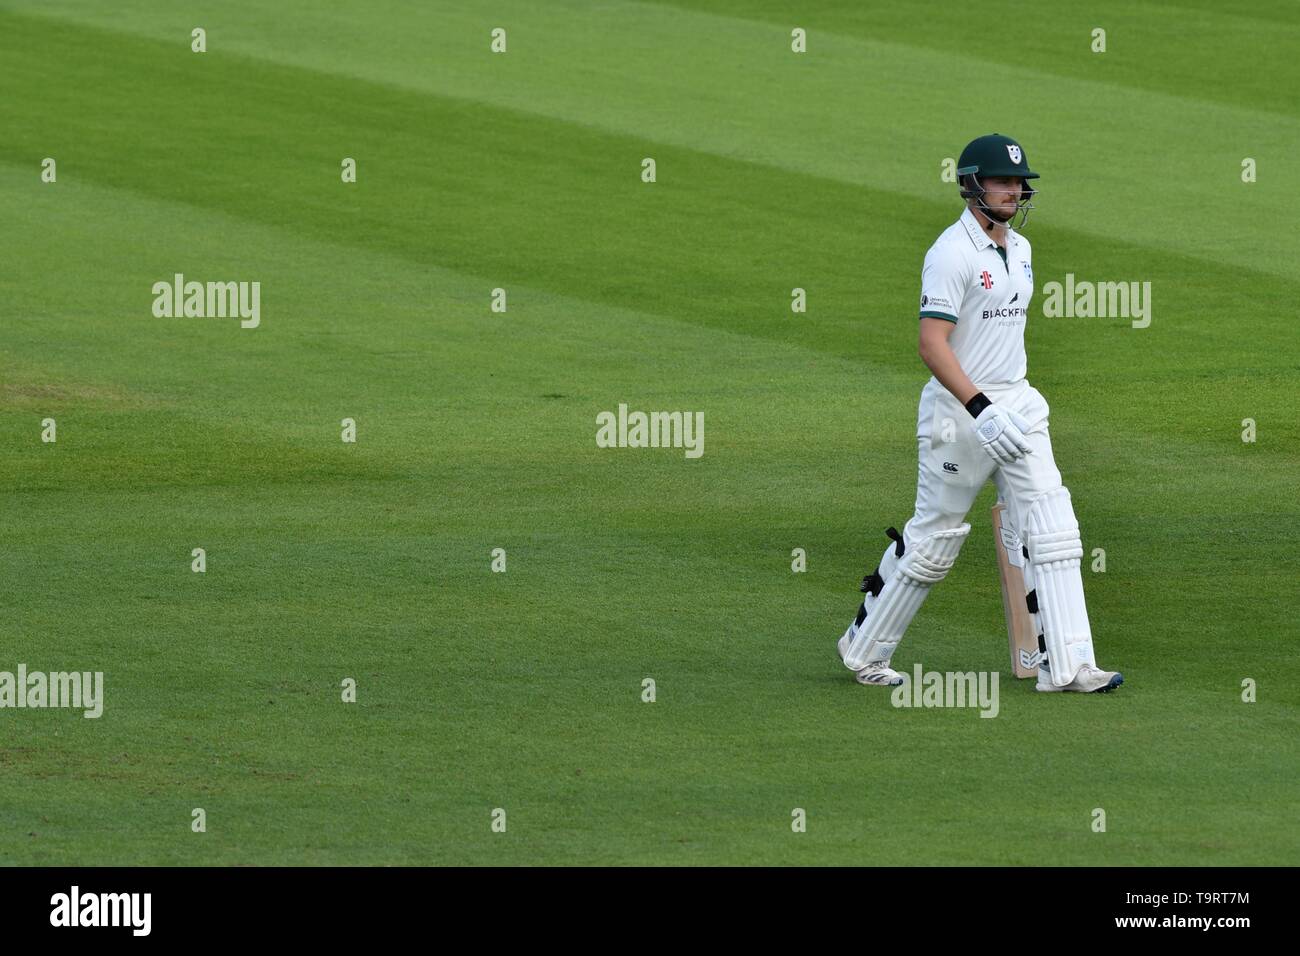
[{"xmin": 903, "ymin": 377, "xmax": 1062, "ymax": 553}]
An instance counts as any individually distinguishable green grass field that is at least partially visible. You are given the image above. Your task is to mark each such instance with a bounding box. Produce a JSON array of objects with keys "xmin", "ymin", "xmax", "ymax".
[{"xmin": 1, "ymin": 1, "xmax": 1297, "ymax": 866}]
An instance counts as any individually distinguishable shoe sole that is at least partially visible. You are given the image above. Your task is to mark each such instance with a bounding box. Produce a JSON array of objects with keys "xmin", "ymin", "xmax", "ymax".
[
  {"xmin": 857, "ymin": 676, "xmax": 904, "ymax": 687},
  {"xmin": 1036, "ymin": 672, "xmax": 1125, "ymax": 694},
  {"xmin": 1091, "ymin": 673, "xmax": 1124, "ymax": 693}
]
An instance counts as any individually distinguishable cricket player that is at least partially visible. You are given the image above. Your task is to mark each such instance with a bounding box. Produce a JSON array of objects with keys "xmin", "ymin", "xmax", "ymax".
[{"xmin": 837, "ymin": 133, "xmax": 1123, "ymax": 693}]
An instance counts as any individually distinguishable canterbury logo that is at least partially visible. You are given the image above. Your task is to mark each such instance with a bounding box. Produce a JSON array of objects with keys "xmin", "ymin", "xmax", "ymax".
[{"xmin": 943, "ymin": 462, "xmax": 959, "ymax": 474}]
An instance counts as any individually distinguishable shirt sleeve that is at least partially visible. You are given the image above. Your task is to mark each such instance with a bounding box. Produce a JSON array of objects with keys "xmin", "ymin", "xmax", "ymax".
[{"xmin": 918, "ymin": 244, "xmax": 966, "ymax": 323}]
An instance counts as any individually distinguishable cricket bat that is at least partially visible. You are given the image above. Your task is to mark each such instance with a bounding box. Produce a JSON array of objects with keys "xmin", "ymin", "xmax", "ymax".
[{"xmin": 991, "ymin": 501, "xmax": 1040, "ymax": 678}]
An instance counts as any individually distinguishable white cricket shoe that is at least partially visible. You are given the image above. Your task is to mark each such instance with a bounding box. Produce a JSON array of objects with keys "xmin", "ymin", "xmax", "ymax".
[
  {"xmin": 837, "ymin": 626, "xmax": 904, "ymax": 685},
  {"xmin": 854, "ymin": 661, "xmax": 906, "ymax": 686},
  {"xmin": 1036, "ymin": 662, "xmax": 1124, "ymax": 694}
]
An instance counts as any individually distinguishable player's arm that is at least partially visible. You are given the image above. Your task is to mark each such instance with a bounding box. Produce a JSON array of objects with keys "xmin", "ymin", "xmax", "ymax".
[
  {"xmin": 918, "ymin": 318, "xmax": 980, "ymax": 405},
  {"xmin": 917, "ymin": 244, "xmax": 980, "ymax": 406}
]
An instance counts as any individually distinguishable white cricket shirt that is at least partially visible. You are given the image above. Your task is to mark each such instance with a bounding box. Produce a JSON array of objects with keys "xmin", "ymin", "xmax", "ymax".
[{"xmin": 918, "ymin": 207, "xmax": 1034, "ymax": 386}]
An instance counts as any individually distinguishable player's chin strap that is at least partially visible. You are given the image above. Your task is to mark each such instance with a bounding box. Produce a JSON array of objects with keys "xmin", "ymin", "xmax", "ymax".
[{"xmin": 960, "ymin": 174, "xmax": 1037, "ymax": 231}]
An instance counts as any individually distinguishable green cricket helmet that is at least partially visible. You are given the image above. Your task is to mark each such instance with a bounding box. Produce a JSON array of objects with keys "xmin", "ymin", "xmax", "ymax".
[{"xmin": 957, "ymin": 133, "xmax": 1039, "ymax": 228}]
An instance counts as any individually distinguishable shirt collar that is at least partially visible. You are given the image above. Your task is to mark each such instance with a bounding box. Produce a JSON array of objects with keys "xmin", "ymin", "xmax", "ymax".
[{"xmin": 960, "ymin": 206, "xmax": 1017, "ymax": 251}]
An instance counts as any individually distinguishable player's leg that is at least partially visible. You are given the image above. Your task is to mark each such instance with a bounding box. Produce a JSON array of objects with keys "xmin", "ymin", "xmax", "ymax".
[
  {"xmin": 838, "ymin": 518, "xmax": 971, "ymax": 677},
  {"xmin": 997, "ymin": 404, "xmax": 1122, "ymax": 693},
  {"xmin": 839, "ymin": 384, "xmax": 992, "ymax": 683}
]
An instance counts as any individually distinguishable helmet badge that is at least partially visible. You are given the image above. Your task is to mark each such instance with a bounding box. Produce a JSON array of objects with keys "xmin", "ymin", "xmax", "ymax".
[{"xmin": 1006, "ymin": 144, "xmax": 1022, "ymax": 164}]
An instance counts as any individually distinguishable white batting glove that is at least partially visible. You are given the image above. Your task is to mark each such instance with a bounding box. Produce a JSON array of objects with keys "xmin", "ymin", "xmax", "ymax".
[{"xmin": 971, "ymin": 403, "xmax": 1033, "ymax": 464}]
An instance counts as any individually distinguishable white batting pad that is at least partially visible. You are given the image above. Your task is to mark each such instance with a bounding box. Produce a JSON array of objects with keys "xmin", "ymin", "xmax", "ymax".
[
  {"xmin": 1025, "ymin": 487, "xmax": 1097, "ymax": 685},
  {"xmin": 843, "ymin": 524, "xmax": 971, "ymax": 670}
]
